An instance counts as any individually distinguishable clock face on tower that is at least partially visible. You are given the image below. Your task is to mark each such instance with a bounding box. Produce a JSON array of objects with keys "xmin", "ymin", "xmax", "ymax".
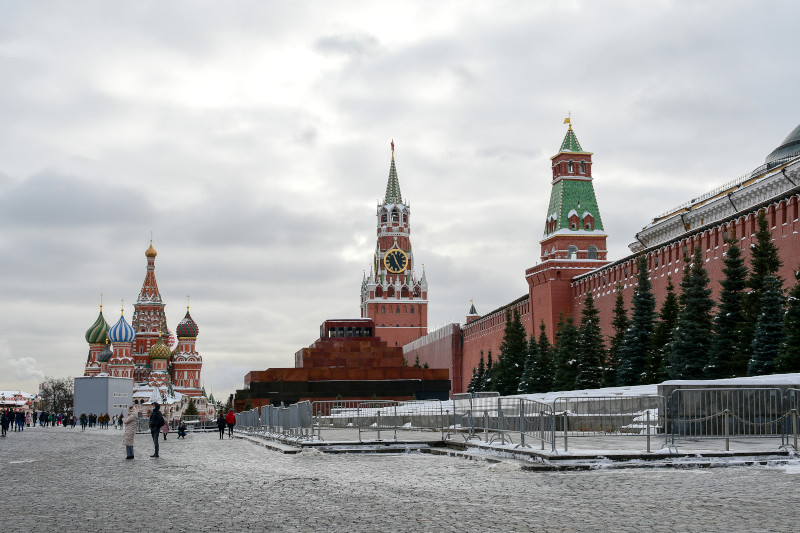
[{"xmin": 384, "ymin": 249, "xmax": 408, "ymax": 273}]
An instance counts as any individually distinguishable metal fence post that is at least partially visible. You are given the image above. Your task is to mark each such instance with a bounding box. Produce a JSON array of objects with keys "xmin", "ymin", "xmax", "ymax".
[
  {"xmin": 793, "ymin": 409, "xmax": 798, "ymax": 451},
  {"xmin": 540, "ymin": 411, "xmax": 545, "ymax": 451},
  {"xmin": 724, "ymin": 409, "xmax": 730, "ymax": 451},
  {"xmin": 563, "ymin": 409, "xmax": 568, "ymax": 452},
  {"xmin": 377, "ymin": 409, "xmax": 381, "ymax": 441},
  {"xmin": 483, "ymin": 411, "xmax": 488, "ymax": 442},
  {"xmin": 519, "ymin": 399, "xmax": 525, "ymax": 448}
]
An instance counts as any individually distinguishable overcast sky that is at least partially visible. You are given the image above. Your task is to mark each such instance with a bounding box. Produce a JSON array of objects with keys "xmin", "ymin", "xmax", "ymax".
[{"xmin": 2, "ymin": 0, "xmax": 798, "ymax": 400}]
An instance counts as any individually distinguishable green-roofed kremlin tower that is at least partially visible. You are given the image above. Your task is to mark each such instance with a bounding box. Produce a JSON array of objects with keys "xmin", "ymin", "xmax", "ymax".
[
  {"xmin": 525, "ymin": 120, "xmax": 609, "ymax": 342},
  {"xmin": 360, "ymin": 141, "xmax": 428, "ymax": 347}
]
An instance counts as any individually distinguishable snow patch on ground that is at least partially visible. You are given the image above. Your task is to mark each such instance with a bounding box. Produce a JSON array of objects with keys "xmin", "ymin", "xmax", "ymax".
[
  {"xmin": 486, "ymin": 460, "xmax": 522, "ymax": 471},
  {"xmin": 297, "ymin": 447, "xmax": 324, "ymax": 456}
]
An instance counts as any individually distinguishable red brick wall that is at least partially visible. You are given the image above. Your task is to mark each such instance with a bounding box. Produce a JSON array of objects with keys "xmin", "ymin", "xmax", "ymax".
[
  {"xmin": 571, "ymin": 195, "xmax": 800, "ymax": 342},
  {"xmin": 403, "ymin": 323, "xmax": 462, "ymax": 393},
  {"xmin": 458, "ymin": 297, "xmax": 533, "ymax": 394}
]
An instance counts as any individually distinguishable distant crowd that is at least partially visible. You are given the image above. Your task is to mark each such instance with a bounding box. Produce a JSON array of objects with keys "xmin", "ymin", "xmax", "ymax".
[{"xmin": 1, "ymin": 409, "xmax": 131, "ymax": 437}]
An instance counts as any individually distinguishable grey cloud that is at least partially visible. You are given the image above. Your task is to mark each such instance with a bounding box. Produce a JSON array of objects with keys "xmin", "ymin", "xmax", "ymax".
[
  {"xmin": 315, "ymin": 33, "xmax": 380, "ymax": 58},
  {"xmin": 0, "ymin": 170, "xmax": 153, "ymax": 227}
]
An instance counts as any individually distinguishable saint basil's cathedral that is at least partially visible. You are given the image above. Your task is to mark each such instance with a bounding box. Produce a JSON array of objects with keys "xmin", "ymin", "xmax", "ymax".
[{"xmin": 82, "ymin": 241, "xmax": 215, "ymax": 416}]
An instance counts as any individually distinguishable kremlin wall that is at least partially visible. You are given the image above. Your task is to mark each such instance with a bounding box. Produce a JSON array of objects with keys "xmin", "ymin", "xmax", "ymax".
[{"xmin": 236, "ymin": 122, "xmax": 800, "ymax": 406}]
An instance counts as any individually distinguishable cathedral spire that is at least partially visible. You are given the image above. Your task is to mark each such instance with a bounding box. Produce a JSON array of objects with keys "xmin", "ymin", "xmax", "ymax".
[{"xmin": 384, "ymin": 139, "xmax": 403, "ymax": 204}]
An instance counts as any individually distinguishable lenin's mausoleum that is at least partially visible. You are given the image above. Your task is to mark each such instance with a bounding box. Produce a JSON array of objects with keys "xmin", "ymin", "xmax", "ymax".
[{"xmin": 236, "ymin": 122, "xmax": 800, "ymax": 408}]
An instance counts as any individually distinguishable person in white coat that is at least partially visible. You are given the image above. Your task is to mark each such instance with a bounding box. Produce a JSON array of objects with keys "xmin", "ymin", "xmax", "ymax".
[{"xmin": 122, "ymin": 406, "xmax": 138, "ymax": 459}]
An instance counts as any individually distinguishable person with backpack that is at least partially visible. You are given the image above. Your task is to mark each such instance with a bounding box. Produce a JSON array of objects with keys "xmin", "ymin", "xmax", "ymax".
[{"xmin": 148, "ymin": 402, "xmax": 165, "ymax": 458}]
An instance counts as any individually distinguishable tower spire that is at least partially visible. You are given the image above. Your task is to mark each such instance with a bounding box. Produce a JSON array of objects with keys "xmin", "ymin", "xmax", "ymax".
[{"xmin": 384, "ymin": 140, "xmax": 402, "ymax": 204}]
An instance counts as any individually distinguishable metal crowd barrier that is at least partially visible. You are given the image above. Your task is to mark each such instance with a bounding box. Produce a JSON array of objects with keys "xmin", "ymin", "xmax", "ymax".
[
  {"xmin": 552, "ymin": 395, "xmax": 666, "ymax": 452},
  {"xmin": 310, "ymin": 400, "xmax": 449, "ymax": 442},
  {"xmin": 234, "ymin": 403, "xmax": 313, "ymax": 439},
  {"xmin": 786, "ymin": 389, "xmax": 799, "ymax": 451},
  {"xmin": 452, "ymin": 393, "xmax": 553, "ymax": 449},
  {"xmin": 667, "ymin": 388, "xmax": 786, "ymax": 450},
  {"xmin": 229, "ymin": 387, "xmax": 800, "ymax": 452}
]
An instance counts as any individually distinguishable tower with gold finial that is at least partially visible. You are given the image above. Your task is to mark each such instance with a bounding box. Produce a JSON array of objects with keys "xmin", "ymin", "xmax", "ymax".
[
  {"xmin": 84, "ymin": 302, "xmax": 109, "ymax": 376},
  {"xmin": 526, "ymin": 119, "xmax": 610, "ymax": 342},
  {"xmin": 360, "ymin": 141, "xmax": 428, "ymax": 347},
  {"xmin": 109, "ymin": 302, "xmax": 136, "ymax": 379},
  {"xmin": 131, "ymin": 239, "xmax": 171, "ymax": 384},
  {"xmin": 171, "ymin": 298, "xmax": 203, "ymax": 396}
]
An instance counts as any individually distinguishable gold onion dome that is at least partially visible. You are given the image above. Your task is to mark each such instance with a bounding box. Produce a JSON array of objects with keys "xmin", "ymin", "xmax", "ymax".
[
  {"xmin": 85, "ymin": 308, "xmax": 110, "ymax": 344},
  {"xmin": 145, "ymin": 240, "xmax": 157, "ymax": 258},
  {"xmin": 148, "ymin": 337, "xmax": 171, "ymax": 359}
]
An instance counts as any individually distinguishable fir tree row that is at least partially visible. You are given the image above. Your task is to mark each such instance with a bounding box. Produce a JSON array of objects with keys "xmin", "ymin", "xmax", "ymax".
[{"xmin": 467, "ymin": 212, "xmax": 800, "ymax": 394}]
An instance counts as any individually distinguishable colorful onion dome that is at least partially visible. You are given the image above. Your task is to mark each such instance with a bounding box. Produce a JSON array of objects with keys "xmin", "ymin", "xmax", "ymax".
[
  {"xmin": 109, "ymin": 313, "xmax": 135, "ymax": 343},
  {"xmin": 98, "ymin": 340, "xmax": 113, "ymax": 363},
  {"xmin": 176, "ymin": 309, "xmax": 199, "ymax": 338},
  {"xmin": 145, "ymin": 240, "xmax": 157, "ymax": 258},
  {"xmin": 85, "ymin": 308, "xmax": 110, "ymax": 344},
  {"xmin": 148, "ymin": 336, "xmax": 171, "ymax": 359}
]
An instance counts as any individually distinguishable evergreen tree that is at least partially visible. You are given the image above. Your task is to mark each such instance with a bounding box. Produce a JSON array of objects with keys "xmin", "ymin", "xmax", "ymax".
[
  {"xmin": 576, "ymin": 292, "xmax": 606, "ymax": 389},
  {"xmin": 778, "ymin": 268, "xmax": 800, "ymax": 372},
  {"xmin": 553, "ymin": 315, "xmax": 579, "ymax": 391},
  {"xmin": 466, "ymin": 367, "xmax": 478, "ymax": 393},
  {"xmin": 748, "ymin": 275, "xmax": 785, "ymax": 376},
  {"xmin": 413, "ymin": 354, "xmax": 422, "ymax": 368},
  {"xmin": 492, "ymin": 309, "xmax": 528, "ymax": 396},
  {"xmin": 707, "ymin": 239, "xmax": 748, "ymax": 378},
  {"xmin": 604, "ymin": 286, "xmax": 628, "ymax": 387},
  {"xmin": 742, "ymin": 211, "xmax": 783, "ymax": 356},
  {"xmin": 518, "ymin": 336, "xmax": 537, "ymax": 393},
  {"xmin": 530, "ymin": 322, "xmax": 556, "ymax": 393},
  {"xmin": 647, "ymin": 276, "xmax": 678, "ymax": 383},
  {"xmin": 472, "ymin": 352, "xmax": 486, "ymax": 392},
  {"xmin": 184, "ymin": 398, "xmax": 199, "ymax": 417},
  {"xmin": 670, "ymin": 247, "xmax": 714, "ymax": 379},
  {"xmin": 617, "ymin": 255, "xmax": 656, "ymax": 386},
  {"xmin": 481, "ymin": 351, "xmax": 494, "ymax": 391}
]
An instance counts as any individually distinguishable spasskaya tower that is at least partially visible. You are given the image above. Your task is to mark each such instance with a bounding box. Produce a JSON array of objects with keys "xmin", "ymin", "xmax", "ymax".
[{"xmin": 360, "ymin": 141, "xmax": 428, "ymax": 347}]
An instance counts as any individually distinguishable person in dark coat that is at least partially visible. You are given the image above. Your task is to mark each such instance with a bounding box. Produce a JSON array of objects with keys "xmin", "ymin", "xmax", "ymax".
[
  {"xmin": 225, "ymin": 410, "xmax": 236, "ymax": 438},
  {"xmin": 148, "ymin": 402, "xmax": 165, "ymax": 458},
  {"xmin": 1, "ymin": 411, "xmax": 9, "ymax": 437},
  {"xmin": 216, "ymin": 413, "xmax": 226, "ymax": 439},
  {"xmin": 177, "ymin": 421, "xmax": 187, "ymax": 439}
]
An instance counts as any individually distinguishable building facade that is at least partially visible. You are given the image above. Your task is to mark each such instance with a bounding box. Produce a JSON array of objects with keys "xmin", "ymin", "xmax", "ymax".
[
  {"xmin": 82, "ymin": 242, "xmax": 213, "ymax": 419},
  {"xmin": 360, "ymin": 143, "xmax": 429, "ymax": 347},
  {"xmin": 407, "ymin": 122, "xmax": 800, "ymax": 395}
]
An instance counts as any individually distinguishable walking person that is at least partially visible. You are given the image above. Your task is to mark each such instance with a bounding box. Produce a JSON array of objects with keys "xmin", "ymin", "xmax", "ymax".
[
  {"xmin": 118, "ymin": 412, "xmax": 124, "ymax": 430},
  {"xmin": 161, "ymin": 419, "xmax": 169, "ymax": 441},
  {"xmin": 216, "ymin": 413, "xmax": 225, "ymax": 439},
  {"xmin": 1, "ymin": 411, "xmax": 9, "ymax": 437},
  {"xmin": 149, "ymin": 402, "xmax": 165, "ymax": 458},
  {"xmin": 225, "ymin": 409, "xmax": 236, "ymax": 438},
  {"xmin": 122, "ymin": 406, "xmax": 137, "ymax": 459}
]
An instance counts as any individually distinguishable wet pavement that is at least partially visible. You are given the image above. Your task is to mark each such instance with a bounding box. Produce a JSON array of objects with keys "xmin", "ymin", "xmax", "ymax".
[{"xmin": 2, "ymin": 425, "xmax": 799, "ymax": 532}]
